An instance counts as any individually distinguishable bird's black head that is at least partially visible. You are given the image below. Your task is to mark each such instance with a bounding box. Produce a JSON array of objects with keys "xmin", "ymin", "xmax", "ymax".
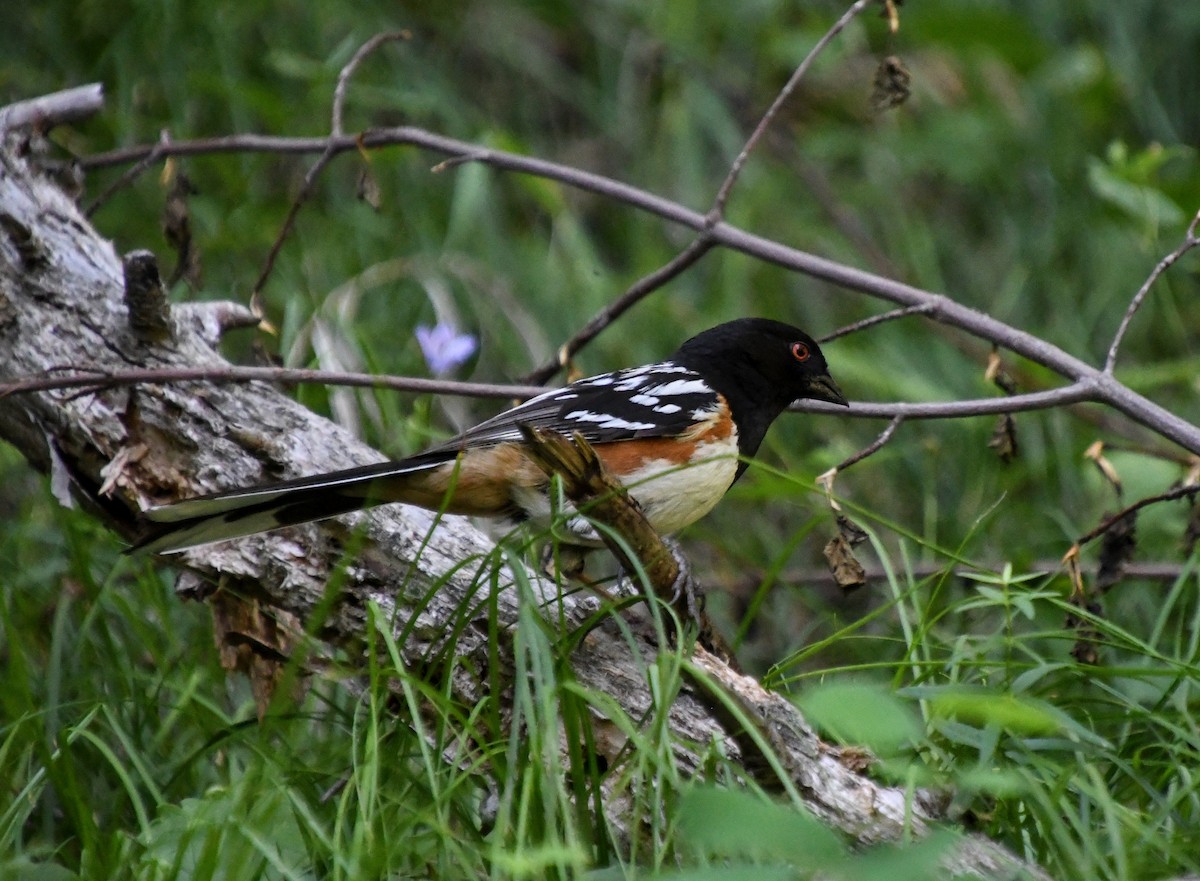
[{"xmin": 672, "ymin": 318, "xmax": 847, "ymax": 457}]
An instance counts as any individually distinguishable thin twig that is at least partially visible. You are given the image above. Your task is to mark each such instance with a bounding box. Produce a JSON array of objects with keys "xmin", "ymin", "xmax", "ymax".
[
  {"xmin": 710, "ymin": 0, "xmax": 877, "ymax": 216},
  {"xmin": 796, "ymin": 384, "xmax": 1097, "ymax": 418},
  {"xmin": 249, "ymin": 153, "xmax": 337, "ymax": 304},
  {"xmin": 1104, "ymin": 210, "xmax": 1200, "ymax": 374},
  {"xmin": 331, "ymin": 31, "xmax": 410, "ymax": 136},
  {"xmin": 85, "ymin": 129, "xmax": 171, "ymax": 217},
  {"xmin": 524, "ymin": 0, "xmax": 877, "ymax": 385},
  {"xmin": 838, "ymin": 415, "xmax": 904, "ymax": 472},
  {"xmin": 252, "ymin": 32, "xmax": 408, "ymax": 302},
  {"xmin": 521, "ymin": 236, "xmax": 716, "ymax": 385},
  {"xmin": 1074, "ymin": 484, "xmax": 1200, "ymax": 549},
  {"xmin": 0, "ymin": 366, "xmax": 1103, "ymax": 422},
  {"xmin": 819, "ymin": 304, "xmax": 934, "ymax": 343}
]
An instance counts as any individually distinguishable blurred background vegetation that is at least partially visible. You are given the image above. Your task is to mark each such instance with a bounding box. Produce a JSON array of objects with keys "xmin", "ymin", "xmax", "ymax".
[{"xmin": 3, "ymin": 1, "xmax": 1200, "ymax": 879}]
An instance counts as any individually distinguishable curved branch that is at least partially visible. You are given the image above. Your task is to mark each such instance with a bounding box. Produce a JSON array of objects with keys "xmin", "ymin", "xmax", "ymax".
[
  {"xmin": 521, "ymin": 236, "xmax": 716, "ymax": 385},
  {"xmin": 521, "ymin": 0, "xmax": 876, "ymax": 384},
  {"xmin": 1, "ymin": 366, "xmax": 1097, "ymax": 424},
  {"xmin": 1104, "ymin": 209, "xmax": 1200, "ymax": 373},
  {"xmin": 797, "ymin": 384, "xmax": 1098, "ymax": 419},
  {"xmin": 711, "ymin": 0, "xmax": 875, "ymax": 214},
  {"xmin": 331, "ymin": 32, "xmax": 410, "ymax": 136},
  {"xmin": 80, "ymin": 131, "xmax": 1200, "ymax": 454}
]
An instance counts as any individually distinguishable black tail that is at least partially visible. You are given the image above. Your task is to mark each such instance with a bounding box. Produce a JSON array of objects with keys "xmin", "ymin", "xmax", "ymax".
[{"xmin": 130, "ymin": 453, "xmax": 453, "ymax": 554}]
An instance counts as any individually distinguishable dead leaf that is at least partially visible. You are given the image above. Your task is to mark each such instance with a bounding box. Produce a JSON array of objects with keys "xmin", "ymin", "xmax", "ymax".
[
  {"xmin": 871, "ymin": 55, "xmax": 911, "ymax": 111},
  {"xmin": 356, "ymin": 166, "xmax": 382, "ymax": 211},
  {"xmin": 1095, "ymin": 511, "xmax": 1136, "ymax": 594},
  {"xmin": 880, "ymin": 0, "xmax": 903, "ymax": 34},
  {"xmin": 210, "ymin": 590, "xmax": 304, "ymax": 721},
  {"xmin": 988, "ymin": 413, "xmax": 1018, "ymax": 463},
  {"xmin": 1065, "ymin": 594, "xmax": 1103, "ymax": 666},
  {"xmin": 824, "ymin": 514, "xmax": 869, "ymax": 591},
  {"xmin": 1084, "ymin": 440, "xmax": 1122, "ymax": 497},
  {"xmin": 985, "ymin": 349, "xmax": 1018, "ymax": 395},
  {"xmin": 1185, "ymin": 498, "xmax": 1200, "ymax": 556}
]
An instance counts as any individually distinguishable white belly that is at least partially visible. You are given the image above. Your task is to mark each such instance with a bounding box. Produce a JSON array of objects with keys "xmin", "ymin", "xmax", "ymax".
[
  {"xmin": 623, "ymin": 438, "xmax": 740, "ymax": 534},
  {"xmin": 509, "ymin": 434, "xmax": 740, "ymax": 545}
]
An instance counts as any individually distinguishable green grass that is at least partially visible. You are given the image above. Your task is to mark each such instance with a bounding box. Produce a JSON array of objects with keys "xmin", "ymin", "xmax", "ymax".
[{"xmin": 7, "ymin": 470, "xmax": 1200, "ymax": 878}]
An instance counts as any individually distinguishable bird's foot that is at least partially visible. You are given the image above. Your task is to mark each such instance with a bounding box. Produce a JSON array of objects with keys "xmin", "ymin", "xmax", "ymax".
[{"xmin": 662, "ymin": 536, "xmax": 705, "ymax": 624}]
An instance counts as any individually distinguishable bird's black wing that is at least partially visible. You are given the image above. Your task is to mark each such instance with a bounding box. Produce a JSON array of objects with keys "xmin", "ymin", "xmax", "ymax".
[{"xmin": 429, "ymin": 361, "xmax": 722, "ymax": 452}]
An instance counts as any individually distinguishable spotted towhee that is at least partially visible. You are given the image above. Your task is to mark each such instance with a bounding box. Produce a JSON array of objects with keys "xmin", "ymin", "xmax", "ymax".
[{"xmin": 133, "ymin": 318, "xmax": 847, "ymax": 555}]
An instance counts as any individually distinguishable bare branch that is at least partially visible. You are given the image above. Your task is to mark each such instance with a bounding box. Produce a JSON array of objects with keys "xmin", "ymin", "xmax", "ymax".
[
  {"xmin": 85, "ymin": 129, "xmax": 171, "ymax": 217},
  {"xmin": 250, "ymin": 154, "xmax": 335, "ymax": 305},
  {"xmin": 796, "ymin": 384, "xmax": 1097, "ymax": 418},
  {"xmin": 522, "ymin": 0, "xmax": 878, "ymax": 385},
  {"xmin": 819, "ymin": 305, "xmax": 935, "ymax": 343},
  {"xmin": 522, "ymin": 236, "xmax": 716, "ymax": 385},
  {"xmin": 253, "ymin": 33, "xmax": 410, "ymax": 303},
  {"xmin": 711, "ymin": 0, "xmax": 877, "ymax": 216},
  {"xmin": 331, "ymin": 31, "xmax": 410, "ymax": 136},
  {"xmin": 0, "ymin": 364, "xmax": 1103, "ymax": 427},
  {"xmin": 838, "ymin": 415, "xmax": 904, "ymax": 472},
  {"xmin": 1074, "ymin": 484, "xmax": 1200, "ymax": 549},
  {"xmin": 80, "ymin": 129, "xmax": 1200, "ymax": 452},
  {"xmin": 0, "ymin": 83, "xmax": 105, "ymax": 132},
  {"xmin": 815, "ymin": 415, "xmax": 903, "ymax": 518},
  {"xmin": 1104, "ymin": 209, "xmax": 1200, "ymax": 373},
  {"xmin": 0, "ymin": 365, "xmax": 545, "ymax": 402}
]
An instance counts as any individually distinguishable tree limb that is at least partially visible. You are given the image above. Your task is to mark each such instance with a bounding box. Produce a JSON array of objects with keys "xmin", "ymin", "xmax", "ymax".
[{"xmin": 0, "ymin": 83, "xmax": 104, "ymax": 131}]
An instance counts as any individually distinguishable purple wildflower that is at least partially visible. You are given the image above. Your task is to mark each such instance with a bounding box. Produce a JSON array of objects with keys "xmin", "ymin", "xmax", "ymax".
[{"xmin": 415, "ymin": 322, "xmax": 477, "ymax": 376}]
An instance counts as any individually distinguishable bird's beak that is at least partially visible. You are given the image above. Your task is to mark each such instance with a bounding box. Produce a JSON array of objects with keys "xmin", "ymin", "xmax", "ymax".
[{"xmin": 802, "ymin": 373, "xmax": 849, "ymax": 407}]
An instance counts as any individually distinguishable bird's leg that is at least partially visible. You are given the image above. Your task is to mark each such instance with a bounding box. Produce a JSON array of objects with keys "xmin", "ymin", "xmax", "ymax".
[
  {"xmin": 661, "ymin": 536, "xmax": 705, "ymax": 623},
  {"xmin": 611, "ymin": 537, "xmax": 706, "ymax": 618}
]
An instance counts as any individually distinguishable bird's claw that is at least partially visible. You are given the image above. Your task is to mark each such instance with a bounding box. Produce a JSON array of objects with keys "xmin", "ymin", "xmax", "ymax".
[{"xmin": 663, "ymin": 536, "xmax": 704, "ymax": 624}]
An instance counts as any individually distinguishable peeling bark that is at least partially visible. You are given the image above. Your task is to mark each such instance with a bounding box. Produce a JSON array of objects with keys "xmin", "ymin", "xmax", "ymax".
[{"xmin": 0, "ymin": 142, "xmax": 1048, "ymax": 880}]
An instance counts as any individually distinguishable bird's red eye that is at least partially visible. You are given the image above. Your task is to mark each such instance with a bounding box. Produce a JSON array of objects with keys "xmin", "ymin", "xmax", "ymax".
[{"xmin": 791, "ymin": 342, "xmax": 810, "ymax": 362}]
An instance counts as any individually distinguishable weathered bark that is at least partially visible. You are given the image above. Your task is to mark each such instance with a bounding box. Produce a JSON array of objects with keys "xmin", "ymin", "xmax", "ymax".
[{"xmin": 0, "ymin": 140, "xmax": 1049, "ymax": 880}]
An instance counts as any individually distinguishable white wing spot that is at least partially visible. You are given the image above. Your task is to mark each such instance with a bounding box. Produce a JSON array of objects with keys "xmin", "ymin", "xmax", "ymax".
[
  {"xmin": 644, "ymin": 379, "xmax": 711, "ymax": 397},
  {"xmin": 630, "ymin": 393, "xmax": 660, "ymax": 407},
  {"xmin": 564, "ymin": 410, "xmax": 657, "ymax": 431},
  {"xmin": 614, "ymin": 377, "xmax": 650, "ymax": 391},
  {"xmin": 653, "ymin": 403, "xmax": 682, "ymax": 414}
]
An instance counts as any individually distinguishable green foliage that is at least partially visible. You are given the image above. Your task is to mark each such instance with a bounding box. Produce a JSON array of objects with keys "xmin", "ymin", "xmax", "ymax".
[
  {"xmin": 673, "ymin": 786, "xmax": 958, "ymax": 881},
  {"xmin": 772, "ymin": 531, "xmax": 1200, "ymax": 880},
  {"xmin": 4, "ymin": 1, "xmax": 1200, "ymax": 879}
]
